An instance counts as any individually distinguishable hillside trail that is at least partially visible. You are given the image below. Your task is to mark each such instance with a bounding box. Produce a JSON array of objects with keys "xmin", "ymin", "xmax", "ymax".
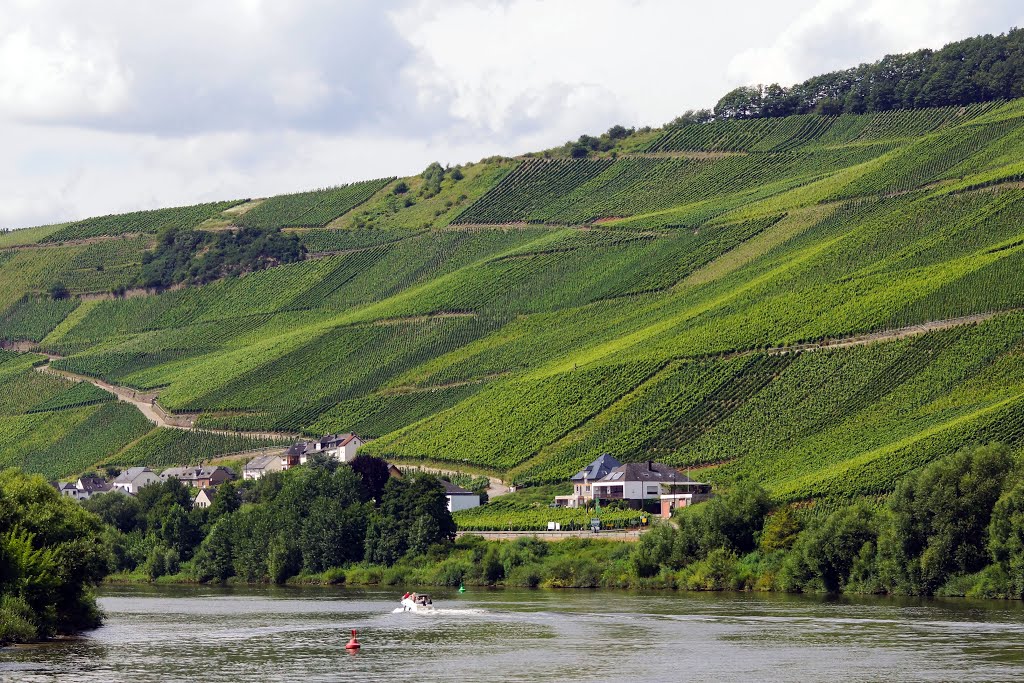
[
  {"xmin": 397, "ymin": 464, "xmax": 510, "ymax": 499},
  {"xmin": 34, "ymin": 364, "xmax": 297, "ymax": 440},
  {"xmin": 759, "ymin": 310, "xmax": 1005, "ymax": 357}
]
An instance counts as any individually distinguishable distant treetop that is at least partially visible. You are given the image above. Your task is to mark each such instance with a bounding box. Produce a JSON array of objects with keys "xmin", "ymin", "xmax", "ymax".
[{"xmin": 707, "ymin": 28, "xmax": 1024, "ymax": 122}]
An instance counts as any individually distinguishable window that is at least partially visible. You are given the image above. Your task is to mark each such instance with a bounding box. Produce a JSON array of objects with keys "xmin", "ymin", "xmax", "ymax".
[{"xmin": 646, "ymin": 485, "xmax": 660, "ymax": 495}]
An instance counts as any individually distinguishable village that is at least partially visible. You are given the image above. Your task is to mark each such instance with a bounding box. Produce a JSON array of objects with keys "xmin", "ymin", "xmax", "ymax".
[
  {"xmin": 50, "ymin": 432, "xmax": 485, "ymax": 515},
  {"xmin": 52, "ymin": 432, "xmax": 713, "ymax": 531}
]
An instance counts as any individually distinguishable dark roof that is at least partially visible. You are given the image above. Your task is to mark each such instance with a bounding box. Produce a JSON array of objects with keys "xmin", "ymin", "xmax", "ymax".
[
  {"xmin": 286, "ymin": 442, "xmax": 312, "ymax": 456},
  {"xmin": 596, "ymin": 462, "xmax": 692, "ymax": 484},
  {"xmin": 570, "ymin": 453, "xmax": 623, "ymax": 482},
  {"xmin": 441, "ymin": 480, "xmax": 475, "ymax": 495},
  {"xmin": 319, "ymin": 433, "xmax": 361, "ymax": 447},
  {"xmin": 79, "ymin": 477, "xmax": 111, "ymax": 492}
]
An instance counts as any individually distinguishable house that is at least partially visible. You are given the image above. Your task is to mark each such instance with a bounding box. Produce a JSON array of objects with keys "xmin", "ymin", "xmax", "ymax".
[
  {"xmin": 160, "ymin": 466, "xmax": 190, "ymax": 482},
  {"xmin": 281, "ymin": 433, "xmax": 365, "ymax": 470},
  {"xmin": 555, "ymin": 453, "xmax": 622, "ymax": 508},
  {"xmin": 111, "ymin": 467, "xmax": 161, "ymax": 494},
  {"xmin": 442, "ymin": 480, "xmax": 480, "ymax": 512},
  {"xmin": 244, "ymin": 453, "xmax": 285, "ymax": 480},
  {"xmin": 282, "ymin": 442, "xmax": 312, "ymax": 470},
  {"xmin": 162, "ymin": 466, "xmax": 235, "ymax": 489},
  {"xmin": 591, "ymin": 461, "xmax": 711, "ymax": 510},
  {"xmin": 388, "ymin": 464, "xmax": 404, "ymax": 479},
  {"xmin": 52, "ymin": 482, "xmax": 83, "ymax": 500},
  {"xmin": 316, "ymin": 433, "xmax": 363, "ymax": 463},
  {"xmin": 193, "ymin": 487, "xmax": 217, "ymax": 509},
  {"xmin": 76, "ymin": 476, "xmax": 113, "ymax": 499}
]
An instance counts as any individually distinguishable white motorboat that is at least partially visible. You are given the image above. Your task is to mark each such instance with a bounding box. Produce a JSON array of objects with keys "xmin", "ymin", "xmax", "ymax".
[{"xmin": 393, "ymin": 593, "xmax": 436, "ymax": 613}]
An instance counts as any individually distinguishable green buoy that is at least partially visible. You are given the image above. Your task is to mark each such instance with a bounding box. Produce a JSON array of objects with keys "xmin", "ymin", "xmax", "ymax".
[{"xmin": 458, "ymin": 583, "xmax": 466, "ymax": 593}]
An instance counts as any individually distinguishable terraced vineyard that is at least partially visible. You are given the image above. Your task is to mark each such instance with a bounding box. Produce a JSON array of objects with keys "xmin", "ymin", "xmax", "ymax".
[
  {"xmin": 41, "ymin": 200, "xmax": 243, "ymax": 242},
  {"xmin": 238, "ymin": 179, "xmax": 394, "ymax": 229},
  {"xmin": 7, "ymin": 95, "xmax": 1024, "ymax": 513}
]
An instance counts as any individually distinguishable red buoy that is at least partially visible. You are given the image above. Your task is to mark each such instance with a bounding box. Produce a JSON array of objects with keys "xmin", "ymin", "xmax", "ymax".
[{"xmin": 345, "ymin": 629, "xmax": 361, "ymax": 650}]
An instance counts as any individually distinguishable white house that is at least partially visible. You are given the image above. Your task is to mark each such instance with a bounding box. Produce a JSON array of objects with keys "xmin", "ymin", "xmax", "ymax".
[
  {"xmin": 555, "ymin": 453, "xmax": 622, "ymax": 508},
  {"xmin": 308, "ymin": 433, "xmax": 364, "ymax": 464},
  {"xmin": 282, "ymin": 433, "xmax": 365, "ymax": 469},
  {"xmin": 442, "ymin": 480, "xmax": 481, "ymax": 512},
  {"xmin": 53, "ymin": 482, "xmax": 83, "ymax": 500},
  {"xmin": 111, "ymin": 467, "xmax": 161, "ymax": 494},
  {"xmin": 590, "ymin": 462, "xmax": 702, "ymax": 507},
  {"xmin": 193, "ymin": 488, "xmax": 217, "ymax": 509},
  {"xmin": 244, "ymin": 453, "xmax": 285, "ymax": 480}
]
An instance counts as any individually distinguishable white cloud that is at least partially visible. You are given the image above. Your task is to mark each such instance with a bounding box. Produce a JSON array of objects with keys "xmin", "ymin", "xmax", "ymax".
[
  {"xmin": 727, "ymin": 0, "xmax": 1024, "ymax": 87},
  {"xmin": 0, "ymin": 27, "xmax": 130, "ymax": 120},
  {"xmin": 0, "ymin": 0, "xmax": 1021, "ymax": 230}
]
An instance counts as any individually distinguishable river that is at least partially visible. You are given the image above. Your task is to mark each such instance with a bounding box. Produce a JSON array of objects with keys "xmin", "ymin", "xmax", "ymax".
[{"xmin": 3, "ymin": 585, "xmax": 1024, "ymax": 682}]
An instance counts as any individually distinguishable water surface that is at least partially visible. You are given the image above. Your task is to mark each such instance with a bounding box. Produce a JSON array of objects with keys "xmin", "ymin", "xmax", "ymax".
[{"xmin": 3, "ymin": 585, "xmax": 1024, "ymax": 682}]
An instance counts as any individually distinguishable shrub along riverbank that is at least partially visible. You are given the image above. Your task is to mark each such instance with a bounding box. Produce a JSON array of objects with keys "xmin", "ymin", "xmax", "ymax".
[
  {"xmin": 95, "ymin": 443, "xmax": 1024, "ymax": 600},
  {"xmin": 0, "ymin": 470, "xmax": 107, "ymax": 645}
]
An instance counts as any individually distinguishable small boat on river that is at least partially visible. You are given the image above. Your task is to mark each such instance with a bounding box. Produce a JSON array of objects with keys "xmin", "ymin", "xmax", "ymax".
[{"xmin": 393, "ymin": 592, "xmax": 435, "ymax": 613}]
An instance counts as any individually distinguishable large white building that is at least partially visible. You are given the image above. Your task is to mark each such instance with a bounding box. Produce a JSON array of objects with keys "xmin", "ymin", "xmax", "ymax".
[{"xmin": 590, "ymin": 461, "xmax": 709, "ymax": 508}]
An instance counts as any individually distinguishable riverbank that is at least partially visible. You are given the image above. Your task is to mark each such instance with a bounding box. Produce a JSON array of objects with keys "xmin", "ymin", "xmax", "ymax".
[{"xmin": 100, "ymin": 531, "xmax": 1024, "ymax": 602}]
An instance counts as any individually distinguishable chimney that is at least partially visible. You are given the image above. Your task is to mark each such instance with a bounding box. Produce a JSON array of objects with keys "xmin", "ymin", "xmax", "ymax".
[{"xmin": 648, "ymin": 460, "xmax": 653, "ymax": 471}]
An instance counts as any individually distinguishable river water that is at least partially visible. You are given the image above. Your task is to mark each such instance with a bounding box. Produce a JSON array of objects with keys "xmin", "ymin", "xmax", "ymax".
[{"xmin": 3, "ymin": 585, "xmax": 1024, "ymax": 682}]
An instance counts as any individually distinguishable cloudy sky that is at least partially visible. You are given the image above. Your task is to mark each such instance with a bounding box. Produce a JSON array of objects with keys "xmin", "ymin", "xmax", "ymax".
[{"xmin": 2, "ymin": 0, "xmax": 1022, "ymax": 229}]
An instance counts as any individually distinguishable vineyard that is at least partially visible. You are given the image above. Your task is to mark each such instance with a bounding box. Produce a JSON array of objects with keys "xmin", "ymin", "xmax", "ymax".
[
  {"xmin": 105, "ymin": 428, "xmax": 288, "ymax": 469},
  {"xmin": 40, "ymin": 200, "xmax": 242, "ymax": 242},
  {"xmin": 7, "ymin": 95, "xmax": 1024, "ymax": 507},
  {"xmin": 0, "ymin": 295, "xmax": 80, "ymax": 342},
  {"xmin": 237, "ymin": 179, "xmax": 394, "ymax": 229},
  {"xmin": 645, "ymin": 103, "xmax": 1002, "ymax": 153},
  {"xmin": 452, "ymin": 484, "xmax": 647, "ymax": 531}
]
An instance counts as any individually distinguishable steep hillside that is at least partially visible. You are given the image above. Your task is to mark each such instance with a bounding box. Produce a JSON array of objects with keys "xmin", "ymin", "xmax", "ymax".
[{"xmin": 7, "ymin": 93, "xmax": 1024, "ymax": 504}]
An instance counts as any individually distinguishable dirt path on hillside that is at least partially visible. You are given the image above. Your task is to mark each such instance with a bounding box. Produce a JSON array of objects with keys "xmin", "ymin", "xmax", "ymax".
[
  {"xmin": 34, "ymin": 364, "xmax": 297, "ymax": 440},
  {"xmin": 760, "ymin": 310, "xmax": 1007, "ymax": 357},
  {"xmin": 398, "ymin": 464, "xmax": 510, "ymax": 499},
  {"xmin": 621, "ymin": 150, "xmax": 747, "ymax": 160},
  {"xmin": 0, "ymin": 234, "xmax": 148, "ymax": 250}
]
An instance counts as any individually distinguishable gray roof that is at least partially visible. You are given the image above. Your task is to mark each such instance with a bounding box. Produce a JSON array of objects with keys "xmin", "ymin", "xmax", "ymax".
[
  {"xmin": 570, "ymin": 453, "xmax": 622, "ymax": 482},
  {"xmin": 113, "ymin": 467, "xmax": 154, "ymax": 483},
  {"xmin": 246, "ymin": 454, "xmax": 279, "ymax": 470},
  {"xmin": 161, "ymin": 466, "xmax": 191, "ymax": 478},
  {"xmin": 596, "ymin": 462, "xmax": 692, "ymax": 484}
]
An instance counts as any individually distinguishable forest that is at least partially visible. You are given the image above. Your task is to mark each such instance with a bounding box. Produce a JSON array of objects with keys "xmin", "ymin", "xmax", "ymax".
[{"xmin": 707, "ymin": 29, "xmax": 1024, "ymax": 121}]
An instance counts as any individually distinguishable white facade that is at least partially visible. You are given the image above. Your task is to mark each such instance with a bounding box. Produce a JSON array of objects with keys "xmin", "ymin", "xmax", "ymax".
[
  {"xmin": 244, "ymin": 454, "xmax": 285, "ymax": 480},
  {"xmin": 446, "ymin": 492, "xmax": 481, "ymax": 512},
  {"xmin": 56, "ymin": 483, "xmax": 84, "ymax": 500},
  {"xmin": 112, "ymin": 467, "xmax": 161, "ymax": 494},
  {"xmin": 591, "ymin": 479, "xmax": 663, "ymax": 501},
  {"xmin": 193, "ymin": 489, "xmax": 216, "ymax": 509},
  {"xmin": 316, "ymin": 434, "xmax": 363, "ymax": 463}
]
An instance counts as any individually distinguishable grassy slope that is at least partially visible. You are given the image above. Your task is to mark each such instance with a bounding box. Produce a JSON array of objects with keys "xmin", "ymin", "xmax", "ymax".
[{"xmin": 5, "ymin": 103, "xmax": 1024, "ymax": 498}]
